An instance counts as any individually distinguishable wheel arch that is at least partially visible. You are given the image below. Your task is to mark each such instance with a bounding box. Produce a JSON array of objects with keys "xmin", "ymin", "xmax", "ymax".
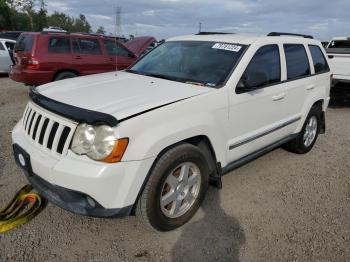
[
  {"xmin": 52, "ymin": 69, "xmax": 80, "ymax": 81},
  {"xmin": 130, "ymin": 135, "xmax": 219, "ymax": 214}
]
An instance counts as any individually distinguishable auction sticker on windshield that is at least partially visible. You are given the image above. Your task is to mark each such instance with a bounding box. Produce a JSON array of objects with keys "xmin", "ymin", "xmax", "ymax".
[{"xmin": 212, "ymin": 43, "xmax": 242, "ymax": 52}]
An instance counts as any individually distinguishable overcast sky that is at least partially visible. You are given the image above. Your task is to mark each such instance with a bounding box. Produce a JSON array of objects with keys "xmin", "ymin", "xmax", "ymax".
[{"xmin": 45, "ymin": 0, "xmax": 349, "ymax": 41}]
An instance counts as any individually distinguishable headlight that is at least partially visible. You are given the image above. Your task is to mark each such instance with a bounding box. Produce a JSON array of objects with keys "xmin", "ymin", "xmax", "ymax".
[{"xmin": 71, "ymin": 124, "xmax": 128, "ymax": 163}]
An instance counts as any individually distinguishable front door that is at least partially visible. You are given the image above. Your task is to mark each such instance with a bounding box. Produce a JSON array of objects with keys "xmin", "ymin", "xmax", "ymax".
[{"xmin": 227, "ymin": 44, "xmax": 293, "ymax": 163}]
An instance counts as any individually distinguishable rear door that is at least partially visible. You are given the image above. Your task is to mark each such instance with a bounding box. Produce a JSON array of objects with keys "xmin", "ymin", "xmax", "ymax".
[
  {"xmin": 103, "ymin": 39, "xmax": 136, "ymax": 70},
  {"xmin": 71, "ymin": 37, "xmax": 108, "ymax": 75},
  {"xmin": 281, "ymin": 44, "xmax": 316, "ymax": 131},
  {"xmin": 45, "ymin": 36, "xmax": 73, "ymax": 71}
]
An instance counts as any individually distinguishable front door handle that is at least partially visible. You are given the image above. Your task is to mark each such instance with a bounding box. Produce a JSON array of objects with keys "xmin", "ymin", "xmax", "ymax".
[
  {"xmin": 75, "ymin": 55, "xmax": 82, "ymax": 60},
  {"xmin": 272, "ymin": 93, "xmax": 285, "ymax": 101}
]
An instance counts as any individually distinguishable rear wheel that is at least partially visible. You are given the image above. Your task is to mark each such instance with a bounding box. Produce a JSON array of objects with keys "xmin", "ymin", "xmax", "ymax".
[
  {"xmin": 54, "ymin": 71, "xmax": 77, "ymax": 81},
  {"xmin": 284, "ymin": 105, "xmax": 321, "ymax": 154},
  {"xmin": 136, "ymin": 143, "xmax": 209, "ymax": 231}
]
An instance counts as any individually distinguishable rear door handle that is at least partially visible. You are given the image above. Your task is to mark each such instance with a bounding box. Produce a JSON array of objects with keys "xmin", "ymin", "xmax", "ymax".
[
  {"xmin": 328, "ymin": 55, "xmax": 334, "ymax": 59},
  {"xmin": 75, "ymin": 55, "xmax": 82, "ymax": 60},
  {"xmin": 306, "ymin": 84, "xmax": 316, "ymax": 91},
  {"xmin": 272, "ymin": 93, "xmax": 285, "ymax": 101}
]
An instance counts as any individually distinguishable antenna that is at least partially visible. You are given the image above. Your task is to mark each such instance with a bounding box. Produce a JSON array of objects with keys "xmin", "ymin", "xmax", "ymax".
[{"xmin": 114, "ymin": 6, "xmax": 122, "ymax": 76}]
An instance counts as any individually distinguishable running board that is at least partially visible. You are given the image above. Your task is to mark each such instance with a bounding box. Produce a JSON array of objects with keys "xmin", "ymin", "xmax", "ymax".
[{"xmin": 221, "ymin": 134, "xmax": 298, "ymax": 175}]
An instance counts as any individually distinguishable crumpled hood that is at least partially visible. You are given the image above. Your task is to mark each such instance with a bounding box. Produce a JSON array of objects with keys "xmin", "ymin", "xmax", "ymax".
[{"xmin": 36, "ymin": 72, "xmax": 212, "ymax": 120}]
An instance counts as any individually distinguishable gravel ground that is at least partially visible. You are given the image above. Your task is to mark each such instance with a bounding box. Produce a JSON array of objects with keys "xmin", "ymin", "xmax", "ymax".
[{"xmin": 0, "ymin": 76, "xmax": 349, "ymax": 262}]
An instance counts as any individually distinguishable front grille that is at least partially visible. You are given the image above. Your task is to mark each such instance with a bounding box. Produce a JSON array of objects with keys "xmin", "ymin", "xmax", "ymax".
[{"xmin": 22, "ymin": 102, "xmax": 77, "ymax": 156}]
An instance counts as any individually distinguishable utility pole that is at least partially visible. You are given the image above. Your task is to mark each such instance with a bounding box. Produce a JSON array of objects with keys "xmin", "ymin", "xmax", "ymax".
[
  {"xmin": 198, "ymin": 22, "xmax": 202, "ymax": 33},
  {"xmin": 114, "ymin": 6, "xmax": 122, "ymax": 75}
]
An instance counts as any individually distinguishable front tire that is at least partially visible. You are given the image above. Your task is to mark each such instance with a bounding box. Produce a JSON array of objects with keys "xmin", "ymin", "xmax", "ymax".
[
  {"xmin": 136, "ymin": 143, "xmax": 209, "ymax": 231},
  {"xmin": 284, "ymin": 105, "xmax": 321, "ymax": 154},
  {"xmin": 54, "ymin": 71, "xmax": 77, "ymax": 81}
]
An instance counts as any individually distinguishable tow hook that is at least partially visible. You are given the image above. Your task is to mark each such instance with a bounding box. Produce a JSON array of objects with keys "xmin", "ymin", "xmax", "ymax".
[{"xmin": 0, "ymin": 185, "xmax": 46, "ymax": 233}]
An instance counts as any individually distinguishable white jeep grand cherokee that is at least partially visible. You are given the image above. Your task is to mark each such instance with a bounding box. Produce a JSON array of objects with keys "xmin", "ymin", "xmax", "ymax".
[{"xmin": 12, "ymin": 32, "xmax": 331, "ymax": 231}]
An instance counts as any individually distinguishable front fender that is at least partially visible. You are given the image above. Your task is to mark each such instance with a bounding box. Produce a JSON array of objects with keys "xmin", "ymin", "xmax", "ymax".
[{"xmin": 117, "ymin": 90, "xmax": 229, "ymax": 165}]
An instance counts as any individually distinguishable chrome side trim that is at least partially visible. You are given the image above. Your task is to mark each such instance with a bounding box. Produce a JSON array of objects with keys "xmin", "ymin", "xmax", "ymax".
[{"xmin": 229, "ymin": 116, "xmax": 301, "ymax": 150}]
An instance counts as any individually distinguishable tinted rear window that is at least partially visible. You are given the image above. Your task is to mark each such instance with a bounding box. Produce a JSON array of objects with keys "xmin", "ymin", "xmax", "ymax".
[
  {"xmin": 284, "ymin": 44, "xmax": 310, "ymax": 80},
  {"xmin": 48, "ymin": 37, "xmax": 71, "ymax": 53},
  {"xmin": 328, "ymin": 40, "xmax": 350, "ymax": 49},
  {"xmin": 14, "ymin": 34, "xmax": 34, "ymax": 52},
  {"xmin": 308, "ymin": 45, "xmax": 329, "ymax": 74},
  {"xmin": 72, "ymin": 38, "xmax": 102, "ymax": 55}
]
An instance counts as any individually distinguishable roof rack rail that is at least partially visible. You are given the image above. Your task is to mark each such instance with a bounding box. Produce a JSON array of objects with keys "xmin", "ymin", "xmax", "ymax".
[
  {"xmin": 41, "ymin": 31, "xmax": 69, "ymax": 35},
  {"xmin": 267, "ymin": 32, "xmax": 314, "ymax": 39},
  {"xmin": 196, "ymin": 32, "xmax": 235, "ymax": 35},
  {"xmin": 73, "ymin": 32, "xmax": 106, "ymax": 37}
]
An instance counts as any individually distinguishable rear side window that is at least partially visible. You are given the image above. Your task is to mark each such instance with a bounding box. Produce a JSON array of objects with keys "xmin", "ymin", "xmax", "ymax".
[
  {"xmin": 328, "ymin": 40, "xmax": 350, "ymax": 49},
  {"xmin": 72, "ymin": 38, "xmax": 102, "ymax": 55},
  {"xmin": 14, "ymin": 34, "xmax": 33, "ymax": 52},
  {"xmin": 238, "ymin": 45, "xmax": 281, "ymax": 91},
  {"xmin": 284, "ymin": 44, "xmax": 310, "ymax": 80},
  {"xmin": 5, "ymin": 42, "xmax": 15, "ymax": 51},
  {"xmin": 48, "ymin": 37, "xmax": 70, "ymax": 53},
  {"xmin": 104, "ymin": 40, "xmax": 131, "ymax": 57},
  {"xmin": 308, "ymin": 45, "xmax": 329, "ymax": 74}
]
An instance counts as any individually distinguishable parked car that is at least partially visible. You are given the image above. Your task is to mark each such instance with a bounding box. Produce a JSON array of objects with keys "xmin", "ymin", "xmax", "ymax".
[
  {"xmin": 9, "ymin": 32, "xmax": 155, "ymax": 86},
  {"xmin": 124, "ymin": 36, "xmax": 157, "ymax": 57},
  {"xmin": 12, "ymin": 32, "xmax": 330, "ymax": 231},
  {"xmin": 0, "ymin": 31, "xmax": 23, "ymax": 41},
  {"xmin": 0, "ymin": 38, "xmax": 16, "ymax": 73},
  {"xmin": 326, "ymin": 37, "xmax": 350, "ymax": 86}
]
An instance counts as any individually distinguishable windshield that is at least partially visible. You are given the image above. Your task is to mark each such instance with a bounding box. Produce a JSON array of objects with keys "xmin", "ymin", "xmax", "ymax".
[{"xmin": 128, "ymin": 41, "xmax": 247, "ymax": 87}]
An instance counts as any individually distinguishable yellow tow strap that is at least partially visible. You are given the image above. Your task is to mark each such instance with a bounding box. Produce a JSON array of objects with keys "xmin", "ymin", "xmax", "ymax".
[{"xmin": 0, "ymin": 185, "xmax": 46, "ymax": 233}]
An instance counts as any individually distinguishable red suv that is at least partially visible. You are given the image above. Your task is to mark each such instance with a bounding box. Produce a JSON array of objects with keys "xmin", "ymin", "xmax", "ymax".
[{"xmin": 10, "ymin": 32, "xmax": 156, "ymax": 86}]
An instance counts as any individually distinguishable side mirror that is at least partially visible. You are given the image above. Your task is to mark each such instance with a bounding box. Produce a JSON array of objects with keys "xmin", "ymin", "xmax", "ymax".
[{"xmin": 237, "ymin": 71, "xmax": 268, "ymax": 93}]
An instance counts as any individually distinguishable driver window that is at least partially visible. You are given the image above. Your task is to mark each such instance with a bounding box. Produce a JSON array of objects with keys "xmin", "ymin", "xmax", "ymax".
[{"xmin": 237, "ymin": 45, "xmax": 281, "ymax": 94}]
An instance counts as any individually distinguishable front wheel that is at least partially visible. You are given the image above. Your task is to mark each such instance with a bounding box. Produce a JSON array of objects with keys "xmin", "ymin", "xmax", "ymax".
[
  {"xmin": 284, "ymin": 106, "xmax": 321, "ymax": 154},
  {"xmin": 54, "ymin": 71, "xmax": 77, "ymax": 81},
  {"xmin": 136, "ymin": 143, "xmax": 209, "ymax": 231}
]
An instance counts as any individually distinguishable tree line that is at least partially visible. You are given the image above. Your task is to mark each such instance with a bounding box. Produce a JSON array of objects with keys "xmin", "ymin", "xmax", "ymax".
[{"xmin": 0, "ymin": 0, "xmax": 106, "ymax": 34}]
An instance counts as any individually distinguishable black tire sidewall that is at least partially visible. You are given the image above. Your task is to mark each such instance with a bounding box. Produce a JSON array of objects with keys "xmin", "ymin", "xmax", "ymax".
[
  {"xmin": 145, "ymin": 145, "xmax": 209, "ymax": 231},
  {"xmin": 54, "ymin": 72, "xmax": 77, "ymax": 81}
]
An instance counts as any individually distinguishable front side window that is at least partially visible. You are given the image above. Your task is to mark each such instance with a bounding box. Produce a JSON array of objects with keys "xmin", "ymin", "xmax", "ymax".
[
  {"xmin": 308, "ymin": 45, "xmax": 329, "ymax": 74},
  {"xmin": 48, "ymin": 37, "xmax": 70, "ymax": 53},
  {"xmin": 72, "ymin": 38, "xmax": 102, "ymax": 55},
  {"xmin": 237, "ymin": 45, "xmax": 281, "ymax": 92},
  {"xmin": 129, "ymin": 41, "xmax": 247, "ymax": 87},
  {"xmin": 0, "ymin": 42, "xmax": 4, "ymax": 51},
  {"xmin": 104, "ymin": 40, "xmax": 131, "ymax": 57},
  {"xmin": 284, "ymin": 44, "xmax": 310, "ymax": 80}
]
